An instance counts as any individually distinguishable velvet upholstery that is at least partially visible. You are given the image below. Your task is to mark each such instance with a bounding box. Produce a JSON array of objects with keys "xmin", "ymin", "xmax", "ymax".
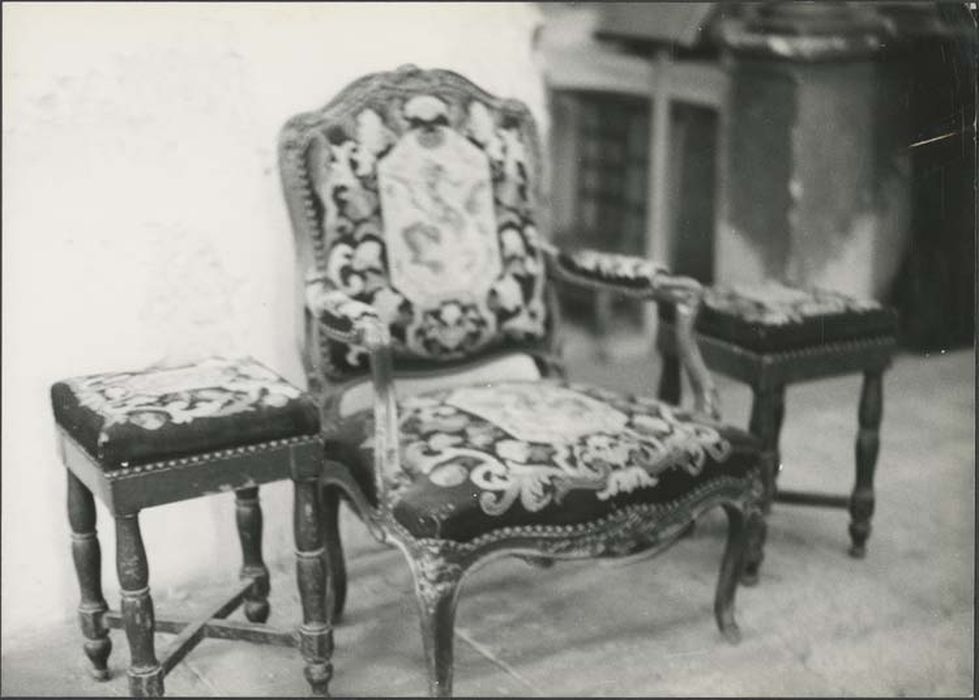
[{"xmin": 51, "ymin": 357, "xmax": 320, "ymax": 471}]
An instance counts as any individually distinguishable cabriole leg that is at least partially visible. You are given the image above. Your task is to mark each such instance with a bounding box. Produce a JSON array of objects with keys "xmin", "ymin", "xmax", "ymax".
[
  {"xmin": 235, "ymin": 486, "xmax": 271, "ymax": 623},
  {"xmin": 413, "ymin": 559, "xmax": 463, "ymax": 698},
  {"xmin": 67, "ymin": 470, "xmax": 112, "ymax": 680},
  {"xmin": 715, "ymin": 505, "xmax": 748, "ymax": 644},
  {"xmin": 741, "ymin": 498, "xmax": 768, "ymax": 588},
  {"xmin": 294, "ymin": 479, "xmax": 333, "ymax": 696},
  {"xmin": 321, "ymin": 485, "xmax": 347, "ymax": 623},
  {"xmin": 849, "ymin": 369, "xmax": 883, "ymax": 558},
  {"xmin": 115, "ymin": 513, "xmax": 164, "ymax": 697}
]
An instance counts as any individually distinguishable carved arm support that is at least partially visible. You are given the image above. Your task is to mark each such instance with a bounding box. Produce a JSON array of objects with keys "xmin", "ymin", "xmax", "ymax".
[
  {"xmin": 305, "ymin": 274, "xmax": 400, "ymax": 515},
  {"xmin": 543, "ymin": 245, "xmax": 720, "ymax": 420}
]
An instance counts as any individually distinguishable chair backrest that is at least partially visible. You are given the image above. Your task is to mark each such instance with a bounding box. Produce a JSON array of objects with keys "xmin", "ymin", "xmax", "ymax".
[{"xmin": 279, "ymin": 65, "xmax": 557, "ymax": 393}]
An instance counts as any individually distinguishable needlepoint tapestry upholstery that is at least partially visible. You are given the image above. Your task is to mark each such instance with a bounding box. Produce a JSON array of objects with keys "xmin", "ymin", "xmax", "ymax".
[
  {"xmin": 51, "ymin": 357, "xmax": 319, "ymax": 471},
  {"xmin": 657, "ymin": 281, "xmax": 899, "ymax": 352},
  {"xmin": 325, "ymin": 380, "xmax": 761, "ymax": 542},
  {"xmin": 306, "ymin": 73, "xmax": 549, "ymax": 379},
  {"xmin": 697, "ymin": 283, "xmax": 899, "ymax": 352}
]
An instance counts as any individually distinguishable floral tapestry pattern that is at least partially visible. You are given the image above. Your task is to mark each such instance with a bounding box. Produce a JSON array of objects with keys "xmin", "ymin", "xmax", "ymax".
[
  {"xmin": 65, "ymin": 357, "xmax": 303, "ymax": 432},
  {"xmin": 314, "ymin": 92, "xmax": 547, "ymax": 376},
  {"xmin": 377, "ymin": 381, "xmax": 732, "ymax": 517},
  {"xmin": 704, "ymin": 282, "xmax": 882, "ymax": 326},
  {"xmin": 555, "ymin": 249, "xmax": 669, "ymax": 292}
]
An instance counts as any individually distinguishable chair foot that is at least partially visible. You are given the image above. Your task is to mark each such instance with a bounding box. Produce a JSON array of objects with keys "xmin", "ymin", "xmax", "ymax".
[
  {"xmin": 715, "ymin": 505, "xmax": 747, "ymax": 644},
  {"xmin": 302, "ymin": 656, "xmax": 332, "ymax": 696},
  {"xmin": 848, "ymin": 487, "xmax": 874, "ymax": 559},
  {"xmin": 244, "ymin": 598, "xmax": 271, "ymax": 624},
  {"xmin": 412, "ymin": 551, "xmax": 463, "ymax": 698},
  {"xmin": 83, "ymin": 637, "xmax": 112, "ymax": 680},
  {"xmin": 848, "ymin": 510, "xmax": 870, "ymax": 559},
  {"xmin": 719, "ymin": 621, "xmax": 742, "ymax": 645},
  {"xmin": 128, "ymin": 667, "xmax": 165, "ymax": 697},
  {"xmin": 848, "ymin": 482, "xmax": 875, "ymax": 559}
]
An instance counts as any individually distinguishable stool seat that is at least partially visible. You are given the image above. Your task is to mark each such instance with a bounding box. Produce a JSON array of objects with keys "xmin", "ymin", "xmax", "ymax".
[
  {"xmin": 694, "ymin": 282, "xmax": 898, "ymax": 352},
  {"xmin": 51, "ymin": 357, "xmax": 320, "ymax": 472}
]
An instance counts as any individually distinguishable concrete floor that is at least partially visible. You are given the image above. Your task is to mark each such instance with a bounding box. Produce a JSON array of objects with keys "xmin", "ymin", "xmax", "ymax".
[{"xmin": 2, "ymin": 345, "xmax": 974, "ymax": 697}]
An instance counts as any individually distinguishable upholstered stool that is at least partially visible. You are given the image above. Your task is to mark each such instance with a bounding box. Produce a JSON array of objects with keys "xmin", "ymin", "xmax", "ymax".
[
  {"xmin": 51, "ymin": 357, "xmax": 332, "ymax": 697},
  {"xmin": 657, "ymin": 282, "xmax": 898, "ymax": 576}
]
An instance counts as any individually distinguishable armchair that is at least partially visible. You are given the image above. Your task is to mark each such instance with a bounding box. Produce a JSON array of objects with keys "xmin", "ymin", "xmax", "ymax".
[{"xmin": 279, "ymin": 65, "xmax": 766, "ymax": 697}]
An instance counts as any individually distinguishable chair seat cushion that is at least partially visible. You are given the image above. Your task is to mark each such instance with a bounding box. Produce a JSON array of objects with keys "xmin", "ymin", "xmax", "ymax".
[
  {"xmin": 51, "ymin": 357, "xmax": 320, "ymax": 471},
  {"xmin": 328, "ymin": 380, "xmax": 761, "ymax": 542},
  {"xmin": 693, "ymin": 282, "xmax": 898, "ymax": 352}
]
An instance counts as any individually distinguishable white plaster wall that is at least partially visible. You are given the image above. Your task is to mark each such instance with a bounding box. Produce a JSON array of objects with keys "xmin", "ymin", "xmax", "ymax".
[{"xmin": 2, "ymin": 1, "xmax": 546, "ymax": 638}]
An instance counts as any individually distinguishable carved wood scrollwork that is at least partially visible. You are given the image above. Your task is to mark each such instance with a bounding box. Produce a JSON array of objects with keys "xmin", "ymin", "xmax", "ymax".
[
  {"xmin": 408, "ymin": 541, "xmax": 464, "ymax": 614},
  {"xmin": 376, "ymin": 470, "xmax": 763, "ymax": 593}
]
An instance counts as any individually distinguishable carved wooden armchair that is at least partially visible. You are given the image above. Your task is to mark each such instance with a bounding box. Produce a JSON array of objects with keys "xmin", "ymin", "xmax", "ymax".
[{"xmin": 278, "ymin": 65, "xmax": 766, "ymax": 697}]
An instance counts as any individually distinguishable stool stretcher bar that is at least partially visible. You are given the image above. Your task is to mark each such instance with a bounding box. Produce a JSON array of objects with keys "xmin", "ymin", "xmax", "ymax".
[
  {"xmin": 103, "ymin": 578, "xmax": 299, "ymax": 676},
  {"xmin": 774, "ymin": 489, "xmax": 851, "ymax": 510}
]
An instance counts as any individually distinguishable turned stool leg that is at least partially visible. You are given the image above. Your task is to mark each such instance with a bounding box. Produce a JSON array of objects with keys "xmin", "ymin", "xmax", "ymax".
[
  {"xmin": 67, "ymin": 470, "xmax": 112, "ymax": 680},
  {"xmin": 749, "ymin": 384, "xmax": 786, "ymax": 513},
  {"xmin": 849, "ymin": 369, "xmax": 883, "ymax": 558},
  {"xmin": 294, "ymin": 479, "xmax": 333, "ymax": 696},
  {"xmin": 741, "ymin": 384, "xmax": 782, "ymax": 584},
  {"xmin": 235, "ymin": 487, "xmax": 271, "ymax": 623},
  {"xmin": 321, "ymin": 485, "xmax": 347, "ymax": 623},
  {"xmin": 593, "ymin": 290, "xmax": 612, "ymax": 363},
  {"xmin": 658, "ymin": 351, "xmax": 683, "ymax": 406},
  {"xmin": 115, "ymin": 513, "xmax": 164, "ymax": 697}
]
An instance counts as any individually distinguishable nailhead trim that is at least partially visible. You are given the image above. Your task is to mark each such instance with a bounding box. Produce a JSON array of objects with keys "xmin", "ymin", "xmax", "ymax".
[
  {"xmin": 105, "ymin": 434, "xmax": 323, "ymax": 481},
  {"xmin": 663, "ymin": 320, "xmax": 897, "ymax": 359},
  {"xmin": 385, "ymin": 472, "xmax": 757, "ymax": 554},
  {"xmin": 759, "ymin": 335, "xmax": 896, "ymax": 360}
]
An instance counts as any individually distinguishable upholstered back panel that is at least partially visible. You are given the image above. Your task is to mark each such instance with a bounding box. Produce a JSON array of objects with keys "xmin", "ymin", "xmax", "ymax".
[{"xmin": 280, "ymin": 66, "xmax": 552, "ymax": 383}]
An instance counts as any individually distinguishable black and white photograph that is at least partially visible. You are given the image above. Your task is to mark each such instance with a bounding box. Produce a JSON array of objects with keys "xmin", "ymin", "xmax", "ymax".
[{"xmin": 2, "ymin": 2, "xmax": 976, "ymax": 697}]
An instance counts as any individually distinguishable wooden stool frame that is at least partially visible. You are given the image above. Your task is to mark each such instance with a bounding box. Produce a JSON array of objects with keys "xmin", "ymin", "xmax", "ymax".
[
  {"xmin": 58, "ymin": 428, "xmax": 332, "ymax": 697},
  {"xmin": 657, "ymin": 325, "xmax": 895, "ymax": 577}
]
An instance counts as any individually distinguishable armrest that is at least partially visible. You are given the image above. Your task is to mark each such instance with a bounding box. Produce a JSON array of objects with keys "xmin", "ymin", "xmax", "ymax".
[
  {"xmin": 543, "ymin": 245, "xmax": 706, "ymax": 304},
  {"xmin": 542, "ymin": 245, "xmax": 721, "ymax": 420},
  {"xmin": 305, "ymin": 275, "xmax": 401, "ymax": 518},
  {"xmin": 305, "ymin": 274, "xmax": 386, "ymax": 347}
]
